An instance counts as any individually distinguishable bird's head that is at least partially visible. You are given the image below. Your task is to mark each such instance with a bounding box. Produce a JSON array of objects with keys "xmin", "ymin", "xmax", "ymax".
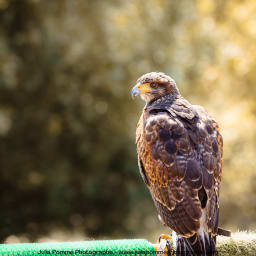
[{"xmin": 131, "ymin": 72, "xmax": 180, "ymax": 103}]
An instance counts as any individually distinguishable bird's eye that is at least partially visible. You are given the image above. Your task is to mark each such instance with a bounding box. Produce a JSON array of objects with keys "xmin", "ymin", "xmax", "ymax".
[{"xmin": 151, "ymin": 83, "xmax": 158, "ymax": 88}]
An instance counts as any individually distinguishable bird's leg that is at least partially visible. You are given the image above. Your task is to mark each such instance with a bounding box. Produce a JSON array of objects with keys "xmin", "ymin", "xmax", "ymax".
[
  {"xmin": 155, "ymin": 214, "xmax": 173, "ymax": 254},
  {"xmin": 158, "ymin": 234, "xmax": 172, "ymax": 243},
  {"xmin": 154, "ymin": 234, "xmax": 172, "ymax": 256}
]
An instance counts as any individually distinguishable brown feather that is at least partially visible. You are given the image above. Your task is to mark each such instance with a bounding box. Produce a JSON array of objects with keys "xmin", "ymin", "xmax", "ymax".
[{"xmin": 136, "ymin": 93, "xmax": 223, "ymax": 239}]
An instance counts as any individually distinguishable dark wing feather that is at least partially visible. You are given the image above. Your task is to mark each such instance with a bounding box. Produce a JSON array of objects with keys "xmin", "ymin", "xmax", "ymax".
[
  {"xmin": 138, "ymin": 157, "xmax": 149, "ymax": 186},
  {"xmin": 136, "ymin": 99, "xmax": 223, "ymax": 237},
  {"xmin": 193, "ymin": 105, "xmax": 223, "ymax": 234}
]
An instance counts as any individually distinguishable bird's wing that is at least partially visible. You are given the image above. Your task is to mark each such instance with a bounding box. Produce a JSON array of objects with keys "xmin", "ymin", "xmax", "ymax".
[
  {"xmin": 136, "ymin": 105, "xmax": 222, "ymax": 237},
  {"xmin": 193, "ymin": 105, "xmax": 223, "ymax": 235}
]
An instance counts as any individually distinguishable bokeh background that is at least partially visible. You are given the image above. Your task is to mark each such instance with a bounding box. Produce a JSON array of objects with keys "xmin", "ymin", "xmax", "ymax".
[{"xmin": 0, "ymin": 0, "xmax": 256, "ymax": 243}]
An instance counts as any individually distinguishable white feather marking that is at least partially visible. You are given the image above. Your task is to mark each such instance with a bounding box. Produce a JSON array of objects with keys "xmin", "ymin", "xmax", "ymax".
[
  {"xmin": 158, "ymin": 214, "xmax": 165, "ymax": 225},
  {"xmin": 172, "ymin": 231, "xmax": 177, "ymax": 248}
]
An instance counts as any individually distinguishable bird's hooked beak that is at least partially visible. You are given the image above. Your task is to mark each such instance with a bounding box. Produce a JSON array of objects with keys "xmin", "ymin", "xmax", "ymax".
[{"xmin": 131, "ymin": 83, "xmax": 152, "ymax": 98}]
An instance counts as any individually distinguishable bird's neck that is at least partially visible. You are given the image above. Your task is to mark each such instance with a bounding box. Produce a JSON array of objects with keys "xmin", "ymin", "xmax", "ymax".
[{"xmin": 145, "ymin": 93, "xmax": 180, "ymax": 111}]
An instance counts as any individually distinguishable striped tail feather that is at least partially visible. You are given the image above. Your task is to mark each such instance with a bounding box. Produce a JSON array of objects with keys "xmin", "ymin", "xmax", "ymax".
[{"xmin": 175, "ymin": 232, "xmax": 216, "ymax": 256}]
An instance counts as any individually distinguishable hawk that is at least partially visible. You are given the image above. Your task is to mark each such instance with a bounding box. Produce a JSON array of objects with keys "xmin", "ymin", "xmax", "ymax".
[{"xmin": 131, "ymin": 72, "xmax": 223, "ymax": 256}]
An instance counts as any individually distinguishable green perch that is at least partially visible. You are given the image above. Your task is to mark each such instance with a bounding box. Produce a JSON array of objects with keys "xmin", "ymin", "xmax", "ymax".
[{"xmin": 0, "ymin": 239, "xmax": 157, "ymax": 256}]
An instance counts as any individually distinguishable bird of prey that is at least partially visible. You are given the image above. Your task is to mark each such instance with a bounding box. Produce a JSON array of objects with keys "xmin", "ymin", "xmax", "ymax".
[{"xmin": 131, "ymin": 72, "xmax": 223, "ymax": 256}]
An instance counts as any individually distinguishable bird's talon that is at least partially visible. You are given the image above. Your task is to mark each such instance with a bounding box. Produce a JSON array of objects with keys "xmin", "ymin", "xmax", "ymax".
[
  {"xmin": 156, "ymin": 237, "xmax": 172, "ymax": 256},
  {"xmin": 158, "ymin": 234, "xmax": 172, "ymax": 243},
  {"xmin": 156, "ymin": 234, "xmax": 172, "ymax": 255}
]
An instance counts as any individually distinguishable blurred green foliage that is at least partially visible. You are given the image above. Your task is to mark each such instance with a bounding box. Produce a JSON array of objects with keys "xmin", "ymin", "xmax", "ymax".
[{"xmin": 0, "ymin": 0, "xmax": 256, "ymax": 242}]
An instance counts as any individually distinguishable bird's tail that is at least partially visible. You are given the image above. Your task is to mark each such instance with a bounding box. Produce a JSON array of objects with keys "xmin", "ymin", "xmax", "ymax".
[{"xmin": 175, "ymin": 232, "xmax": 216, "ymax": 256}]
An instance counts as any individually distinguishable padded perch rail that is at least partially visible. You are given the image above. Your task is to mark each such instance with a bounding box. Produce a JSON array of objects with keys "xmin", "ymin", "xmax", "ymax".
[
  {"xmin": 164, "ymin": 232, "xmax": 256, "ymax": 256},
  {"xmin": 0, "ymin": 239, "xmax": 156, "ymax": 256},
  {"xmin": 0, "ymin": 233, "xmax": 256, "ymax": 256},
  {"xmin": 168, "ymin": 232, "xmax": 256, "ymax": 256}
]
